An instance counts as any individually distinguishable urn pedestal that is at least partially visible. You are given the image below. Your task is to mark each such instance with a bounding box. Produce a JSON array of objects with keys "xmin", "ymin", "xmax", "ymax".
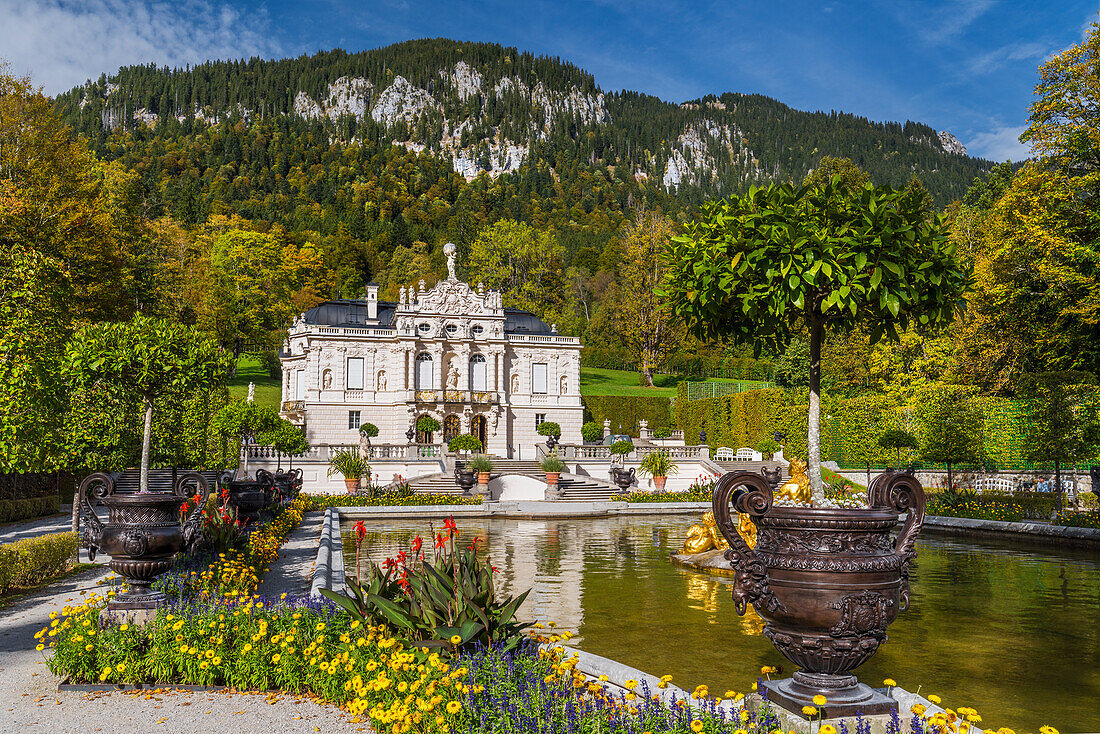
[
  {"xmin": 78, "ymin": 471, "xmax": 209, "ymax": 612},
  {"xmin": 712, "ymin": 470, "xmax": 925, "ymax": 718},
  {"xmin": 454, "ymin": 467, "xmax": 477, "ymax": 496},
  {"xmin": 609, "ymin": 466, "xmax": 635, "ymax": 492}
]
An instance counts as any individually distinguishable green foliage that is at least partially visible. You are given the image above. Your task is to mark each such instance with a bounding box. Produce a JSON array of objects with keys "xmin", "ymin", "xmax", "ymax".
[
  {"xmin": 637, "ymin": 450, "xmax": 678, "ymax": 478},
  {"xmin": 754, "ymin": 438, "xmax": 780, "ymax": 457},
  {"xmin": 0, "ymin": 247, "xmax": 71, "ymax": 472},
  {"xmin": 1021, "ymin": 372, "xmax": 1100, "ymax": 468},
  {"xmin": 322, "ymin": 525, "xmax": 532, "ymax": 653},
  {"xmin": 1057, "ymin": 510, "xmax": 1100, "ymax": 528},
  {"xmin": 466, "ymin": 455, "xmax": 494, "ymax": 473},
  {"xmin": 328, "ymin": 448, "xmax": 370, "ymax": 480},
  {"xmin": 927, "ymin": 490, "xmax": 1058, "ymax": 522},
  {"xmin": 447, "ymin": 434, "xmax": 483, "ymax": 453},
  {"xmin": 0, "ymin": 496, "xmax": 61, "ymax": 524},
  {"xmin": 1080, "ymin": 491, "xmax": 1099, "ymax": 510},
  {"xmin": 0, "ymin": 531, "xmax": 77, "ymax": 595},
  {"xmin": 582, "ymin": 395, "xmax": 670, "ymax": 436},
  {"xmin": 539, "ymin": 452, "xmax": 566, "ymax": 473},
  {"xmin": 308, "ymin": 494, "xmax": 482, "ymax": 508},
  {"xmin": 652, "ymin": 426, "xmax": 674, "ymax": 439},
  {"xmin": 416, "ymin": 415, "xmax": 442, "ymax": 434},
  {"xmin": 535, "ymin": 421, "xmax": 561, "ymax": 438},
  {"xmin": 212, "ymin": 400, "xmax": 282, "ymax": 445},
  {"xmin": 580, "ymin": 421, "xmax": 603, "ymax": 442},
  {"xmin": 920, "ymin": 387, "xmax": 986, "ymax": 478},
  {"xmin": 609, "ymin": 440, "xmax": 634, "ymax": 456},
  {"xmin": 358, "ymin": 422, "xmax": 380, "ymax": 439},
  {"xmin": 259, "ymin": 420, "xmax": 311, "ymax": 456}
]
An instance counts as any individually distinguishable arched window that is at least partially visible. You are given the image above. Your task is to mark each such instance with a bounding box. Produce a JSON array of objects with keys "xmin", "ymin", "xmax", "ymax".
[
  {"xmin": 470, "ymin": 354, "xmax": 487, "ymax": 391},
  {"xmin": 415, "ymin": 353, "xmax": 433, "ymax": 390}
]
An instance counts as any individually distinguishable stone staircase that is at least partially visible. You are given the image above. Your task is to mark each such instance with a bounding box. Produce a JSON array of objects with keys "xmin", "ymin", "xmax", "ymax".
[{"xmin": 406, "ymin": 459, "xmax": 621, "ymax": 502}]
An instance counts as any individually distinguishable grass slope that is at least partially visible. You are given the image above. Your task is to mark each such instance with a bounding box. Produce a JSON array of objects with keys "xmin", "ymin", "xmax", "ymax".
[{"xmin": 229, "ymin": 356, "xmax": 282, "ymax": 410}]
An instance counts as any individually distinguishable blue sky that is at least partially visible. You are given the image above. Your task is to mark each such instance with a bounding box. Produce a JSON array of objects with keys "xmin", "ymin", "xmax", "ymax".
[{"xmin": 1, "ymin": 0, "xmax": 1096, "ymax": 161}]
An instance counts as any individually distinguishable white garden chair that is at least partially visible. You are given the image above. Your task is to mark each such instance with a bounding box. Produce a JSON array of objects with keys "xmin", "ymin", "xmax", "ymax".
[
  {"xmin": 735, "ymin": 447, "xmax": 762, "ymax": 462},
  {"xmin": 715, "ymin": 447, "xmax": 735, "ymax": 461}
]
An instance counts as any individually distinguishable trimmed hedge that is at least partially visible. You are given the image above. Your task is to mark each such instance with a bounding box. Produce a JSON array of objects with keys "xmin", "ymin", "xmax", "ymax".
[
  {"xmin": 583, "ymin": 395, "xmax": 671, "ymax": 436},
  {"xmin": 306, "ymin": 494, "xmax": 482, "ymax": 509},
  {"xmin": 0, "ymin": 531, "xmax": 78, "ymax": 595},
  {"xmin": 0, "ymin": 496, "xmax": 61, "ymax": 524}
]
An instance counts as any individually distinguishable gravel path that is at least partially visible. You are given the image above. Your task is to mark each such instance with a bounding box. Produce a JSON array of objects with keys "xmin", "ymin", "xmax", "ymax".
[
  {"xmin": 0, "ymin": 512, "xmax": 74, "ymax": 543},
  {"xmin": 0, "ymin": 512, "xmax": 371, "ymax": 733},
  {"xmin": 256, "ymin": 510, "xmax": 325, "ymax": 599}
]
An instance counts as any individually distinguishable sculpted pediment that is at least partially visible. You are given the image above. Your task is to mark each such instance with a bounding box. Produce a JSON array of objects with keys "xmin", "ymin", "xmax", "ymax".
[{"xmin": 416, "ymin": 280, "xmax": 500, "ymax": 316}]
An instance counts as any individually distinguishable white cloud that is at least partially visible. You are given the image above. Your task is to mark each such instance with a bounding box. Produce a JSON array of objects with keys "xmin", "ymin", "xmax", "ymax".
[
  {"xmin": 893, "ymin": 0, "xmax": 995, "ymax": 46},
  {"xmin": 0, "ymin": 0, "xmax": 283, "ymax": 95},
  {"xmin": 965, "ymin": 124, "xmax": 1030, "ymax": 162},
  {"xmin": 966, "ymin": 40, "xmax": 1049, "ymax": 76}
]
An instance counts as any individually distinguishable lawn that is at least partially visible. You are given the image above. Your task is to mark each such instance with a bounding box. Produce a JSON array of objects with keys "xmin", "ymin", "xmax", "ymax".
[
  {"xmin": 579, "ymin": 367, "xmax": 680, "ymax": 396},
  {"xmin": 228, "ymin": 355, "xmax": 282, "ymax": 410}
]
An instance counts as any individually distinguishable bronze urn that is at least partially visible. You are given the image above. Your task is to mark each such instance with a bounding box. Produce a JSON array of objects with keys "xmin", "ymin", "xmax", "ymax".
[
  {"xmin": 79, "ymin": 471, "xmax": 209, "ymax": 611},
  {"xmin": 712, "ymin": 470, "xmax": 925, "ymax": 717}
]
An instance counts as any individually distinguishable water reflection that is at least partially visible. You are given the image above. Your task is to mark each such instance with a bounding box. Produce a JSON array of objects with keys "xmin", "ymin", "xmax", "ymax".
[{"xmin": 341, "ymin": 516, "xmax": 1100, "ymax": 733}]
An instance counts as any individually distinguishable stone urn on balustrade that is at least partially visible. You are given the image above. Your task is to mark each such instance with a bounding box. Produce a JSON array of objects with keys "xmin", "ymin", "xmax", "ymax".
[
  {"xmin": 79, "ymin": 471, "xmax": 210, "ymax": 612},
  {"xmin": 712, "ymin": 470, "xmax": 926, "ymax": 718}
]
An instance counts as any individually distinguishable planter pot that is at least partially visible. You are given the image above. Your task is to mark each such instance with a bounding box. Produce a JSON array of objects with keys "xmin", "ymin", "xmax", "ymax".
[
  {"xmin": 78, "ymin": 472, "xmax": 210, "ymax": 611},
  {"xmin": 712, "ymin": 470, "xmax": 925, "ymax": 718},
  {"xmin": 477, "ymin": 472, "xmax": 490, "ymax": 486},
  {"xmin": 653, "ymin": 476, "xmax": 667, "ymax": 491},
  {"xmin": 545, "ymin": 472, "xmax": 560, "ymax": 486},
  {"xmin": 227, "ymin": 473, "xmax": 276, "ymax": 524},
  {"xmin": 609, "ymin": 466, "xmax": 635, "ymax": 491},
  {"xmin": 344, "ymin": 478, "xmax": 360, "ymax": 493},
  {"xmin": 454, "ymin": 469, "xmax": 477, "ymax": 496}
]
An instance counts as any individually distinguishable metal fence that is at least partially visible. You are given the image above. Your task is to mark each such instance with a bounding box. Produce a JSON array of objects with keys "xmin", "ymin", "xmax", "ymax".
[{"xmin": 677, "ymin": 380, "xmax": 773, "ymax": 402}]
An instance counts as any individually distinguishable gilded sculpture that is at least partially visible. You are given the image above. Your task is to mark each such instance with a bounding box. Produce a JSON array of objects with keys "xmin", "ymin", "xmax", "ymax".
[
  {"xmin": 776, "ymin": 457, "xmax": 812, "ymax": 504},
  {"xmin": 681, "ymin": 511, "xmax": 729, "ymax": 554}
]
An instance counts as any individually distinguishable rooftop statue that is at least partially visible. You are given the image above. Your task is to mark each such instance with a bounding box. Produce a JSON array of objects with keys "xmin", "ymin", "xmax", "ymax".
[{"xmin": 444, "ymin": 241, "xmax": 458, "ymax": 281}]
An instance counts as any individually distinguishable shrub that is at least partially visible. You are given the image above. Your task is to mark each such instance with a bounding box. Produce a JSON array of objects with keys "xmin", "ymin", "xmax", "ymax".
[
  {"xmin": 416, "ymin": 415, "xmax": 441, "ymax": 434},
  {"xmin": 926, "ymin": 490, "xmax": 1059, "ymax": 522},
  {"xmin": 0, "ymin": 531, "xmax": 77, "ymax": 595},
  {"xmin": 0, "ymin": 495, "xmax": 61, "ymax": 523},
  {"xmin": 581, "ymin": 421, "xmax": 603, "ymax": 442},
  {"xmin": 535, "ymin": 421, "xmax": 561, "ymax": 438},
  {"xmin": 357, "ymin": 422, "xmax": 379, "ymax": 439},
  {"xmin": 652, "ymin": 426, "xmax": 673, "ymax": 439},
  {"xmin": 582, "ymin": 395, "xmax": 671, "ymax": 436},
  {"xmin": 638, "ymin": 450, "xmax": 678, "ymax": 478},
  {"xmin": 322, "ymin": 519, "xmax": 532, "ymax": 654},
  {"xmin": 467, "ymin": 455, "xmax": 494, "ymax": 473},
  {"xmin": 1057, "ymin": 510, "xmax": 1100, "ymax": 528},
  {"xmin": 447, "ymin": 433, "xmax": 483, "ymax": 453},
  {"xmin": 1079, "ymin": 491, "xmax": 1098, "ymax": 510},
  {"xmin": 327, "ymin": 448, "xmax": 370, "ymax": 480},
  {"xmin": 311, "ymin": 493, "xmax": 482, "ymax": 508},
  {"xmin": 540, "ymin": 452, "xmax": 566, "ymax": 473},
  {"xmin": 609, "ymin": 440, "xmax": 634, "ymax": 456},
  {"xmin": 754, "ymin": 437, "xmax": 780, "ymax": 458}
]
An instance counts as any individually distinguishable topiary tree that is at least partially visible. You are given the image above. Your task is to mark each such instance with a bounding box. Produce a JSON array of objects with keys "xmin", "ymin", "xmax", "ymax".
[
  {"xmin": 1022, "ymin": 371, "xmax": 1100, "ymax": 510},
  {"xmin": 259, "ymin": 419, "xmax": 310, "ymax": 469},
  {"xmin": 448, "ymin": 433, "xmax": 484, "ymax": 453},
  {"xmin": 665, "ymin": 179, "xmax": 968, "ymax": 500},
  {"xmin": 416, "ymin": 415, "xmax": 441, "ymax": 442},
  {"xmin": 212, "ymin": 399, "xmax": 281, "ymax": 476},
  {"xmin": 535, "ymin": 421, "xmax": 561, "ymax": 438},
  {"xmin": 878, "ymin": 428, "xmax": 919, "ymax": 470},
  {"xmin": 920, "ymin": 388, "xmax": 984, "ymax": 493},
  {"xmin": 581, "ymin": 421, "xmax": 603, "ymax": 443},
  {"xmin": 754, "ymin": 437, "xmax": 780, "ymax": 459},
  {"xmin": 66, "ymin": 315, "xmax": 231, "ymax": 491}
]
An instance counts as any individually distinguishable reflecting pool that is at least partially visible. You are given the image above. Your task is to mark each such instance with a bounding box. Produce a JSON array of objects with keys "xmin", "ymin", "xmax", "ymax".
[{"xmin": 341, "ymin": 515, "xmax": 1100, "ymax": 732}]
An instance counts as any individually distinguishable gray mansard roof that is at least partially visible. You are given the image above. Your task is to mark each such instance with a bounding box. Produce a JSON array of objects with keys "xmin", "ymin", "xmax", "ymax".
[{"xmin": 301, "ymin": 300, "xmax": 554, "ymax": 335}]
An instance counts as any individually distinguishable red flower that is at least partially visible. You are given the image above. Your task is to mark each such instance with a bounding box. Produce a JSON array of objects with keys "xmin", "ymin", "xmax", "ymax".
[
  {"xmin": 354, "ymin": 520, "xmax": 366, "ymax": 543},
  {"xmin": 491, "ymin": 565, "xmax": 500, "ymax": 574},
  {"xmin": 467, "ymin": 536, "xmax": 481, "ymax": 551},
  {"xmin": 443, "ymin": 516, "xmax": 458, "ymax": 535},
  {"xmin": 434, "ymin": 533, "xmax": 446, "ymax": 549},
  {"xmin": 396, "ymin": 550, "xmax": 407, "ymax": 566},
  {"xmin": 382, "ymin": 557, "xmax": 394, "ymax": 570},
  {"xmin": 411, "ymin": 535, "xmax": 423, "ymax": 554},
  {"xmin": 398, "ymin": 568, "xmax": 410, "ymax": 592}
]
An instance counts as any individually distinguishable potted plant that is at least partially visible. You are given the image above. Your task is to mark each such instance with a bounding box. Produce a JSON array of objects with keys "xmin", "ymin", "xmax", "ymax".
[
  {"xmin": 638, "ymin": 450, "xmax": 678, "ymax": 491},
  {"xmin": 608, "ymin": 440, "xmax": 635, "ymax": 490},
  {"xmin": 581, "ymin": 421, "xmax": 603, "ymax": 445},
  {"xmin": 665, "ymin": 176, "xmax": 966, "ymax": 716},
  {"xmin": 755, "ymin": 437, "xmax": 780, "ymax": 460},
  {"xmin": 329, "ymin": 448, "xmax": 370, "ymax": 493},
  {"xmin": 540, "ymin": 451, "xmax": 566, "ymax": 486},
  {"xmin": 467, "ymin": 454, "xmax": 493, "ymax": 491},
  {"xmin": 449, "ymin": 435, "xmax": 483, "ymax": 495},
  {"xmin": 536, "ymin": 421, "xmax": 562, "ymax": 450},
  {"xmin": 448, "ymin": 433, "xmax": 484, "ymax": 454}
]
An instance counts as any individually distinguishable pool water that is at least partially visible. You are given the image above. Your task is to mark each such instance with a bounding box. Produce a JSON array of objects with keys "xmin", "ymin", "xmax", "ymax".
[{"xmin": 340, "ymin": 515, "xmax": 1100, "ymax": 732}]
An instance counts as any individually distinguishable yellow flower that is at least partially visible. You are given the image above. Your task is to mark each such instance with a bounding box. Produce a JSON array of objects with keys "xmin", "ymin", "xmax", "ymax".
[
  {"xmin": 116, "ymin": 663, "xmax": 126, "ymax": 672},
  {"xmin": 821, "ymin": 726, "xmax": 837, "ymax": 734},
  {"xmin": 35, "ymin": 644, "xmax": 44, "ymax": 651},
  {"xmin": 968, "ymin": 715, "xmax": 983, "ymax": 724},
  {"xmin": 450, "ymin": 635, "xmax": 462, "ymax": 645},
  {"xmin": 85, "ymin": 644, "xmax": 93, "ymax": 651},
  {"xmin": 446, "ymin": 701, "xmax": 461, "ymax": 714},
  {"xmin": 690, "ymin": 721, "xmax": 704, "ymax": 733},
  {"xmin": 812, "ymin": 694, "xmax": 827, "ymax": 706},
  {"xmin": 912, "ymin": 704, "xmax": 927, "ymax": 716},
  {"xmin": 1039, "ymin": 728, "xmax": 1058, "ymax": 734},
  {"xmin": 801, "ymin": 706, "xmax": 818, "ymax": 716},
  {"xmin": 624, "ymin": 679, "xmax": 638, "ymax": 690},
  {"xmin": 119, "ymin": 624, "xmax": 129, "ymax": 631},
  {"xmin": 599, "ymin": 674, "xmax": 609, "ymax": 682},
  {"xmin": 929, "ymin": 694, "xmax": 942, "ymax": 704},
  {"xmin": 883, "ymin": 678, "xmax": 897, "ymax": 687}
]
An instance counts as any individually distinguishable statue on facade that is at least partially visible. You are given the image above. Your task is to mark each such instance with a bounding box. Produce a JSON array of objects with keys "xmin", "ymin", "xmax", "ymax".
[
  {"xmin": 444, "ymin": 241, "xmax": 458, "ymax": 281},
  {"xmin": 322, "ymin": 370, "xmax": 332, "ymax": 390},
  {"xmin": 446, "ymin": 365, "xmax": 460, "ymax": 389},
  {"xmin": 510, "ymin": 374, "xmax": 520, "ymax": 394},
  {"xmin": 377, "ymin": 370, "xmax": 387, "ymax": 391}
]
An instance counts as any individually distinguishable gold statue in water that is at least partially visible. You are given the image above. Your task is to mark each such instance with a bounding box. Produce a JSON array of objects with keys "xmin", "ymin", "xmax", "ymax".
[
  {"xmin": 776, "ymin": 457, "xmax": 812, "ymax": 504},
  {"xmin": 737, "ymin": 512, "xmax": 757, "ymax": 549},
  {"xmin": 681, "ymin": 511, "xmax": 730, "ymax": 554}
]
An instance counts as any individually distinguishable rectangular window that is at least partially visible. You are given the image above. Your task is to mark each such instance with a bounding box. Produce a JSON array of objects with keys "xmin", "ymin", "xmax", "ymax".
[
  {"xmin": 535, "ymin": 413, "xmax": 546, "ymax": 430},
  {"xmin": 348, "ymin": 411, "xmax": 361, "ymax": 430},
  {"xmin": 347, "ymin": 358, "xmax": 364, "ymax": 390},
  {"xmin": 532, "ymin": 363, "xmax": 547, "ymax": 394},
  {"xmin": 294, "ymin": 370, "xmax": 305, "ymax": 400}
]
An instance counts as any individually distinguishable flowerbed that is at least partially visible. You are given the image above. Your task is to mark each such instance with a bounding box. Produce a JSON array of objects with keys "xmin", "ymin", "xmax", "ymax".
[
  {"xmin": 1054, "ymin": 510, "xmax": 1100, "ymax": 529},
  {"xmin": 307, "ymin": 494, "xmax": 481, "ymax": 509},
  {"xmin": 0, "ymin": 531, "xmax": 78, "ymax": 595},
  {"xmin": 926, "ymin": 491, "xmax": 1059, "ymax": 523},
  {"xmin": 613, "ymin": 475, "xmax": 716, "ymax": 503}
]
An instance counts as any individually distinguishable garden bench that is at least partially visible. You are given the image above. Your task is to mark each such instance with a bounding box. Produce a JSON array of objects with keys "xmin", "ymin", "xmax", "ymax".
[
  {"xmin": 735, "ymin": 447, "xmax": 762, "ymax": 462},
  {"xmin": 973, "ymin": 477, "xmax": 1016, "ymax": 494},
  {"xmin": 715, "ymin": 447, "xmax": 735, "ymax": 461}
]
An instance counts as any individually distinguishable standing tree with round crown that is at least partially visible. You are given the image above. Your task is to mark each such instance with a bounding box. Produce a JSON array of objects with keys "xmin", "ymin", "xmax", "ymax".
[{"xmin": 664, "ymin": 178, "xmax": 969, "ymax": 501}]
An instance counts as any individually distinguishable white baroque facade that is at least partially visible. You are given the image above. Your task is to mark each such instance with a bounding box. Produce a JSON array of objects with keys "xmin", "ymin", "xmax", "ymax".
[{"xmin": 279, "ymin": 250, "xmax": 583, "ymax": 457}]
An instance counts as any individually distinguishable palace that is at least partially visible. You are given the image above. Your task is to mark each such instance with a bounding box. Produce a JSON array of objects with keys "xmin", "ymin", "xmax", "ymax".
[{"xmin": 279, "ymin": 244, "xmax": 583, "ymax": 457}]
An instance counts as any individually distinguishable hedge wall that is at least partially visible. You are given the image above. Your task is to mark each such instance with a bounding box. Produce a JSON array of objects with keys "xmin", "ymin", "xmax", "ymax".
[
  {"xmin": 0, "ymin": 531, "xmax": 78, "ymax": 595},
  {"xmin": 582, "ymin": 396, "xmax": 672, "ymax": 436},
  {"xmin": 0, "ymin": 496, "xmax": 61, "ymax": 524}
]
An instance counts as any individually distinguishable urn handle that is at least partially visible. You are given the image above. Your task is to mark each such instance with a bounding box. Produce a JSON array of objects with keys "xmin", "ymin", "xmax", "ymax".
[
  {"xmin": 712, "ymin": 471, "xmax": 784, "ymax": 616},
  {"xmin": 77, "ymin": 473, "xmax": 114, "ymax": 560},
  {"xmin": 868, "ymin": 471, "xmax": 926, "ymax": 611},
  {"xmin": 175, "ymin": 472, "xmax": 211, "ymax": 552}
]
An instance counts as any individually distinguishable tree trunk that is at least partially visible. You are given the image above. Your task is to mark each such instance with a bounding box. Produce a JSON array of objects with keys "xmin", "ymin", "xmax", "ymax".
[
  {"xmin": 140, "ymin": 398, "xmax": 153, "ymax": 493},
  {"xmin": 807, "ymin": 317, "xmax": 824, "ymax": 501},
  {"xmin": 946, "ymin": 462, "xmax": 954, "ymax": 494},
  {"xmin": 1055, "ymin": 459, "xmax": 1062, "ymax": 513},
  {"xmin": 642, "ymin": 363, "xmax": 655, "ymax": 387},
  {"xmin": 239, "ymin": 434, "xmax": 250, "ymax": 478}
]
